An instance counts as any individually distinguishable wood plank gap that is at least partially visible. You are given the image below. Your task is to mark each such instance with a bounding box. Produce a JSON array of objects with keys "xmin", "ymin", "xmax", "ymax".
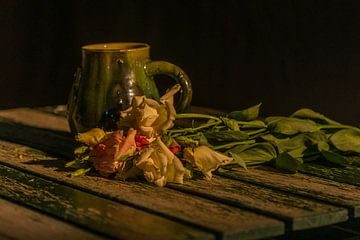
[
  {"xmin": 0, "ymin": 196, "xmax": 108, "ymax": 240},
  {"xmin": 167, "ymin": 174, "xmax": 348, "ymax": 231},
  {"xmin": 0, "ymin": 140, "xmax": 284, "ymax": 240},
  {"xmin": 0, "ymin": 159, "xmax": 220, "ymax": 239},
  {"xmin": 217, "ymin": 167, "xmax": 360, "ymax": 218},
  {"xmin": 0, "ymin": 164, "xmax": 214, "ymax": 240}
]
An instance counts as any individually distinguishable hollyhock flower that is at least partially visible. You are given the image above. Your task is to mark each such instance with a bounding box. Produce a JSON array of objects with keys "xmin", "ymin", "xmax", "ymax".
[
  {"xmin": 119, "ymin": 84, "xmax": 180, "ymax": 138},
  {"xmin": 90, "ymin": 128, "xmax": 137, "ymax": 177},
  {"xmin": 183, "ymin": 146, "xmax": 233, "ymax": 180},
  {"xmin": 135, "ymin": 137, "xmax": 185, "ymax": 187}
]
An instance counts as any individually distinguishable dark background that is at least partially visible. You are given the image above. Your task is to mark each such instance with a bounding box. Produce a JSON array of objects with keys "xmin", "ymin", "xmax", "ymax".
[{"xmin": 1, "ymin": 0, "xmax": 360, "ymax": 124}]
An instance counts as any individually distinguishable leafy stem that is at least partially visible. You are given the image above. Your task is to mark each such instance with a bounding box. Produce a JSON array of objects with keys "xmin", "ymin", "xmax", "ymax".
[
  {"xmin": 212, "ymin": 140, "xmax": 256, "ymax": 150},
  {"xmin": 167, "ymin": 120, "xmax": 222, "ymax": 134},
  {"xmin": 176, "ymin": 113, "xmax": 221, "ymax": 121}
]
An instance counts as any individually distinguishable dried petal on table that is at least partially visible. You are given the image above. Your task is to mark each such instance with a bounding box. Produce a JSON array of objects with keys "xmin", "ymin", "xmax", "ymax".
[{"xmin": 183, "ymin": 146, "xmax": 233, "ymax": 180}]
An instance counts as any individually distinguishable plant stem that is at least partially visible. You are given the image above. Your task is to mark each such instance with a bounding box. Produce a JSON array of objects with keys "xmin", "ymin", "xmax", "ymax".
[
  {"xmin": 237, "ymin": 120, "xmax": 266, "ymax": 127},
  {"xmin": 168, "ymin": 120, "xmax": 222, "ymax": 134},
  {"xmin": 212, "ymin": 140, "xmax": 256, "ymax": 150},
  {"xmin": 176, "ymin": 113, "xmax": 220, "ymax": 121},
  {"xmin": 246, "ymin": 128, "xmax": 267, "ymax": 136}
]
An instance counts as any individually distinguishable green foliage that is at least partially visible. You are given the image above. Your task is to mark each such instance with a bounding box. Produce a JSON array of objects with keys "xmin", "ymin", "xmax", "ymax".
[
  {"xmin": 204, "ymin": 130, "xmax": 249, "ymax": 142},
  {"xmin": 275, "ymin": 152, "xmax": 303, "ymax": 173},
  {"xmin": 267, "ymin": 117, "xmax": 318, "ymax": 135},
  {"xmin": 291, "ymin": 108, "xmax": 340, "ymax": 125},
  {"xmin": 330, "ymin": 129, "xmax": 360, "ymax": 153},
  {"xmin": 321, "ymin": 150, "xmax": 351, "ymax": 166},
  {"xmin": 161, "ymin": 107, "xmax": 360, "ymax": 174},
  {"xmin": 221, "ymin": 117, "xmax": 240, "ymax": 131},
  {"xmin": 227, "ymin": 103, "xmax": 262, "ymax": 121},
  {"xmin": 227, "ymin": 143, "xmax": 277, "ymax": 166},
  {"xmin": 70, "ymin": 168, "xmax": 91, "ymax": 178}
]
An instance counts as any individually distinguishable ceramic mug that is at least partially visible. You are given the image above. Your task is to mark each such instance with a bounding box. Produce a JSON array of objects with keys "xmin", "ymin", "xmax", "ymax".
[{"xmin": 68, "ymin": 42, "xmax": 192, "ymax": 133}]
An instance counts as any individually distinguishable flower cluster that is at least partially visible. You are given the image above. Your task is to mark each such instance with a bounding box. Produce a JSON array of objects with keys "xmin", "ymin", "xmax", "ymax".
[{"xmin": 74, "ymin": 84, "xmax": 233, "ymax": 186}]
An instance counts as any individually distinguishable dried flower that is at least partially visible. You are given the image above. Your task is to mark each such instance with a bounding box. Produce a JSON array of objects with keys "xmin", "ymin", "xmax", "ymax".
[
  {"xmin": 183, "ymin": 146, "xmax": 233, "ymax": 180},
  {"xmin": 119, "ymin": 84, "xmax": 180, "ymax": 138},
  {"xmin": 90, "ymin": 128, "xmax": 137, "ymax": 177},
  {"xmin": 135, "ymin": 137, "xmax": 185, "ymax": 187}
]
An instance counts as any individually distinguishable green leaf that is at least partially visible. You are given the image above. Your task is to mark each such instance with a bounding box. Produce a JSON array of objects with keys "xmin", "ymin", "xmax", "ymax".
[
  {"xmin": 291, "ymin": 108, "xmax": 340, "ymax": 125},
  {"xmin": 229, "ymin": 152, "xmax": 248, "ymax": 170},
  {"xmin": 199, "ymin": 133, "xmax": 212, "ymax": 147},
  {"xmin": 204, "ymin": 130, "xmax": 249, "ymax": 142},
  {"xmin": 321, "ymin": 150, "xmax": 351, "ymax": 166},
  {"xmin": 66, "ymin": 155, "xmax": 90, "ymax": 169},
  {"xmin": 317, "ymin": 141, "xmax": 330, "ymax": 152},
  {"xmin": 330, "ymin": 129, "xmax": 360, "ymax": 153},
  {"xmin": 261, "ymin": 134, "xmax": 289, "ymax": 147},
  {"xmin": 74, "ymin": 145, "xmax": 89, "ymax": 155},
  {"xmin": 287, "ymin": 146, "xmax": 308, "ymax": 159},
  {"xmin": 70, "ymin": 168, "xmax": 91, "ymax": 178},
  {"xmin": 65, "ymin": 160, "xmax": 77, "ymax": 168},
  {"xmin": 227, "ymin": 143, "xmax": 277, "ymax": 165},
  {"xmin": 280, "ymin": 132, "xmax": 327, "ymax": 152},
  {"xmin": 275, "ymin": 152, "xmax": 303, "ymax": 173},
  {"xmin": 227, "ymin": 103, "xmax": 262, "ymax": 121},
  {"xmin": 240, "ymin": 120, "xmax": 267, "ymax": 129},
  {"xmin": 221, "ymin": 117, "xmax": 240, "ymax": 131},
  {"xmin": 267, "ymin": 117, "xmax": 319, "ymax": 135},
  {"xmin": 265, "ymin": 116, "xmax": 287, "ymax": 124},
  {"xmin": 261, "ymin": 132, "xmax": 326, "ymax": 155}
]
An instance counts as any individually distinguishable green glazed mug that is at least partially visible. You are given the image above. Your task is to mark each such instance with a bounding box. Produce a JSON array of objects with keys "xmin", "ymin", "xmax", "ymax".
[{"xmin": 68, "ymin": 42, "xmax": 192, "ymax": 134}]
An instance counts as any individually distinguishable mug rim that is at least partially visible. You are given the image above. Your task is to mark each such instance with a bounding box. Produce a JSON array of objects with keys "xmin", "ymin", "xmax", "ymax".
[{"xmin": 82, "ymin": 42, "xmax": 150, "ymax": 52}]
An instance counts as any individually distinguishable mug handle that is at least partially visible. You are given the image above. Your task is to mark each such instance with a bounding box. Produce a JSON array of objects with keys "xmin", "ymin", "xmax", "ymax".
[{"xmin": 145, "ymin": 61, "xmax": 192, "ymax": 112}]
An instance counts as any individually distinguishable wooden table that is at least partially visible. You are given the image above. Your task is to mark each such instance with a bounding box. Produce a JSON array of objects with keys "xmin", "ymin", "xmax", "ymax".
[{"xmin": 0, "ymin": 106, "xmax": 360, "ymax": 240}]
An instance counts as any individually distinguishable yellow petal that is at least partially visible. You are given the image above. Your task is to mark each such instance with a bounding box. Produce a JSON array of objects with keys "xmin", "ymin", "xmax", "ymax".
[
  {"xmin": 193, "ymin": 146, "xmax": 233, "ymax": 180},
  {"xmin": 135, "ymin": 137, "xmax": 185, "ymax": 187},
  {"xmin": 160, "ymin": 84, "xmax": 181, "ymax": 105},
  {"xmin": 139, "ymin": 103, "xmax": 159, "ymax": 126},
  {"xmin": 183, "ymin": 147, "xmax": 195, "ymax": 165},
  {"xmin": 155, "ymin": 137, "xmax": 185, "ymax": 184},
  {"xmin": 76, "ymin": 128, "xmax": 106, "ymax": 146}
]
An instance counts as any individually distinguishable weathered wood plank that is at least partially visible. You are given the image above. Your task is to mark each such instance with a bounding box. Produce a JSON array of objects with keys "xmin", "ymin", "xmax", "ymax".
[
  {"xmin": 0, "ymin": 118, "xmax": 74, "ymax": 158},
  {"xmin": 270, "ymin": 224, "xmax": 360, "ymax": 240},
  {"xmin": 300, "ymin": 163, "xmax": 360, "ymax": 187},
  {"xmin": 168, "ymin": 175, "xmax": 347, "ymax": 231},
  {"xmin": 0, "ymin": 197, "xmax": 106, "ymax": 240},
  {"xmin": 0, "ymin": 164, "xmax": 214, "ymax": 240},
  {"xmin": 0, "ymin": 107, "xmax": 70, "ymax": 133},
  {"xmin": 0, "ymin": 140, "xmax": 284, "ymax": 240},
  {"xmin": 0, "ymin": 107, "xmax": 353, "ymax": 234},
  {"xmin": 218, "ymin": 166, "xmax": 360, "ymax": 218}
]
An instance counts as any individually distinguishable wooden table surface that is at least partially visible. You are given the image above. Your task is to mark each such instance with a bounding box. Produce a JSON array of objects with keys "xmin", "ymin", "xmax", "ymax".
[{"xmin": 0, "ymin": 106, "xmax": 360, "ymax": 240}]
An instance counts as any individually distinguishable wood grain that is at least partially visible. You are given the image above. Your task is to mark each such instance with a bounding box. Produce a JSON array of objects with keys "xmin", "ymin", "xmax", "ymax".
[
  {"xmin": 300, "ymin": 163, "xmax": 360, "ymax": 187},
  {"xmin": 0, "ymin": 107, "xmax": 70, "ymax": 133},
  {"xmin": 0, "ymin": 118, "xmax": 74, "ymax": 158},
  {"xmin": 0, "ymin": 164, "xmax": 214, "ymax": 240},
  {"xmin": 0, "ymin": 140, "xmax": 284, "ymax": 240},
  {"xmin": 2, "ymin": 107, "xmax": 359, "ymax": 238},
  {"xmin": 168, "ymin": 175, "xmax": 347, "ymax": 231},
  {"xmin": 218, "ymin": 166, "xmax": 360, "ymax": 218},
  {"xmin": 0, "ymin": 197, "xmax": 106, "ymax": 240}
]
